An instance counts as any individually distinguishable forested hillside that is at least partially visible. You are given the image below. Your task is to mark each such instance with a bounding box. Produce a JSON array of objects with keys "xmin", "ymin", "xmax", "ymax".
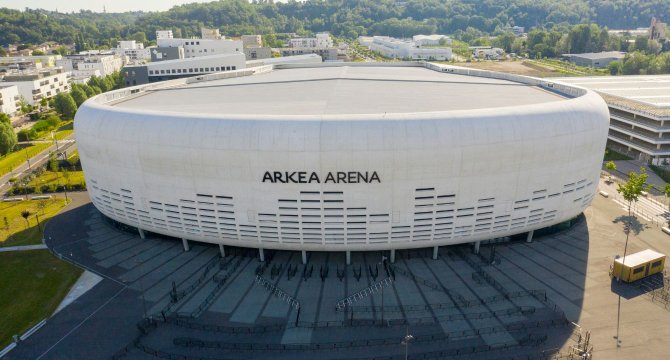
[{"xmin": 1, "ymin": 0, "xmax": 669, "ymax": 47}]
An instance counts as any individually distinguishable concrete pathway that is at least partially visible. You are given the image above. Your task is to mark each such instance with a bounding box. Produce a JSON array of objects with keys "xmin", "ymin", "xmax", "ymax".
[
  {"xmin": 0, "ymin": 244, "xmax": 47, "ymax": 252},
  {"xmin": 54, "ymin": 271, "xmax": 104, "ymax": 314}
]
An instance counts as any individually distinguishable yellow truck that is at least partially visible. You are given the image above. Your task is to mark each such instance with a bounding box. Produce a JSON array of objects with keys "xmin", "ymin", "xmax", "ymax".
[{"xmin": 610, "ymin": 249, "xmax": 666, "ymax": 283}]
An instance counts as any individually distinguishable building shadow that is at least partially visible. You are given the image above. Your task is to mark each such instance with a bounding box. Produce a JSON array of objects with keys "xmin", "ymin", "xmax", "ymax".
[{"xmin": 611, "ymin": 272, "xmax": 665, "ymax": 300}]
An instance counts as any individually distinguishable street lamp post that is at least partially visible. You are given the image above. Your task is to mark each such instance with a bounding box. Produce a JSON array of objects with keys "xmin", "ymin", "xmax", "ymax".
[
  {"xmin": 615, "ymin": 223, "xmax": 631, "ymax": 347},
  {"xmin": 401, "ymin": 325, "xmax": 414, "ymax": 360}
]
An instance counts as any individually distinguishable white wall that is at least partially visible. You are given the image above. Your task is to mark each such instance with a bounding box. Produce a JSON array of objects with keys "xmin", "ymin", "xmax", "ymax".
[
  {"xmin": 75, "ymin": 63, "xmax": 609, "ymax": 252},
  {"xmin": 157, "ymin": 38, "xmax": 242, "ymax": 58},
  {"xmin": 0, "ymin": 85, "xmax": 20, "ymax": 115},
  {"xmin": 4, "ymin": 72, "xmax": 70, "ymax": 105}
]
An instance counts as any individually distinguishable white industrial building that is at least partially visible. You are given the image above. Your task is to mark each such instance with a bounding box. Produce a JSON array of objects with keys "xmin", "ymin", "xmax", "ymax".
[
  {"xmin": 554, "ymin": 75, "xmax": 670, "ymax": 165},
  {"xmin": 76, "ymin": 62, "xmax": 608, "ymax": 260},
  {"xmin": 157, "ymin": 36, "xmax": 242, "ymax": 59},
  {"xmin": 367, "ymin": 36, "xmax": 452, "ymax": 60},
  {"xmin": 3, "ymin": 68, "xmax": 70, "ymax": 105},
  {"xmin": 412, "ymin": 34, "xmax": 451, "ymax": 46},
  {"xmin": 0, "ymin": 85, "xmax": 20, "ymax": 116},
  {"xmin": 121, "ymin": 53, "xmax": 245, "ymax": 86}
]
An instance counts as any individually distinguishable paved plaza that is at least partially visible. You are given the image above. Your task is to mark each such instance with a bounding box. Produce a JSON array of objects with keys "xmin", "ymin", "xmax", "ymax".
[{"xmin": 7, "ymin": 184, "xmax": 670, "ymax": 359}]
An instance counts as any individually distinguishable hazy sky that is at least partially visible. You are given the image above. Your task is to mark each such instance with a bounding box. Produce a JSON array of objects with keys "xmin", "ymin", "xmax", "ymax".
[{"xmin": 0, "ymin": 0, "xmax": 288, "ymax": 13}]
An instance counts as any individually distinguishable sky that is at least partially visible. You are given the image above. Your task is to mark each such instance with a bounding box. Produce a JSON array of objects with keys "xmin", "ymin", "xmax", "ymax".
[{"xmin": 0, "ymin": 0, "xmax": 291, "ymax": 13}]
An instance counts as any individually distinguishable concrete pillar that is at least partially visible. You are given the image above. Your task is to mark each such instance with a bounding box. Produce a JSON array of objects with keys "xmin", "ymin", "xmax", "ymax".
[
  {"xmin": 138, "ymin": 228, "xmax": 146, "ymax": 239},
  {"xmin": 432, "ymin": 246, "xmax": 439, "ymax": 260},
  {"xmin": 259, "ymin": 248, "xmax": 265, "ymax": 262},
  {"xmin": 346, "ymin": 251, "xmax": 351, "ymax": 265},
  {"xmin": 301, "ymin": 250, "xmax": 307, "ymax": 264},
  {"xmin": 182, "ymin": 238, "xmax": 190, "ymax": 252},
  {"xmin": 390, "ymin": 249, "xmax": 396, "ymax": 263},
  {"xmin": 526, "ymin": 230, "xmax": 534, "ymax": 243},
  {"xmin": 474, "ymin": 241, "xmax": 481, "ymax": 254},
  {"xmin": 218, "ymin": 244, "xmax": 226, "ymax": 258}
]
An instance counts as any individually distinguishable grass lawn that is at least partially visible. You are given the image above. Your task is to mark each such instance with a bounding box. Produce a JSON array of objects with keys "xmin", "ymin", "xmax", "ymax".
[
  {"xmin": 0, "ymin": 250, "xmax": 82, "ymax": 348},
  {"xmin": 27, "ymin": 170, "xmax": 85, "ymax": 189},
  {"xmin": 0, "ymin": 143, "xmax": 52, "ymax": 178},
  {"xmin": 0, "ymin": 198, "xmax": 67, "ymax": 247}
]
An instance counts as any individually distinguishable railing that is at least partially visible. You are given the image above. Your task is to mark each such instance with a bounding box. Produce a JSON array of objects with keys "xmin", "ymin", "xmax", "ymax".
[
  {"xmin": 335, "ymin": 277, "xmax": 394, "ymax": 310},
  {"xmin": 255, "ymin": 274, "xmax": 300, "ymax": 310}
]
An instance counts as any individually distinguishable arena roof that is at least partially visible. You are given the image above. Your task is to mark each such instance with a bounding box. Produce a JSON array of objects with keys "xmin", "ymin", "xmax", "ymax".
[{"xmin": 113, "ymin": 65, "xmax": 566, "ymax": 116}]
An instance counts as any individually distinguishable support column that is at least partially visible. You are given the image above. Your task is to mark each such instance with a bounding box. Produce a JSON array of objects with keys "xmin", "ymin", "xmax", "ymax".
[
  {"xmin": 346, "ymin": 251, "xmax": 351, "ymax": 265},
  {"xmin": 138, "ymin": 228, "xmax": 146, "ymax": 239},
  {"xmin": 182, "ymin": 238, "xmax": 189, "ymax": 252},
  {"xmin": 474, "ymin": 241, "xmax": 481, "ymax": 254},
  {"xmin": 432, "ymin": 246, "xmax": 439, "ymax": 260},
  {"xmin": 301, "ymin": 250, "xmax": 307, "ymax": 264},
  {"xmin": 526, "ymin": 230, "xmax": 534, "ymax": 243},
  {"xmin": 218, "ymin": 244, "xmax": 226, "ymax": 258},
  {"xmin": 259, "ymin": 248, "xmax": 265, "ymax": 262},
  {"xmin": 390, "ymin": 249, "xmax": 396, "ymax": 263}
]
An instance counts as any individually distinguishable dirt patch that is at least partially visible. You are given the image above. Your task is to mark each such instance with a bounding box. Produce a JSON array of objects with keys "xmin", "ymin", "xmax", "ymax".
[{"xmin": 452, "ymin": 60, "xmax": 558, "ymax": 77}]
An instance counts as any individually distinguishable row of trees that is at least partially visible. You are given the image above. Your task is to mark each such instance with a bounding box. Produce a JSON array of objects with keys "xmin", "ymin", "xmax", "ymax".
[
  {"xmin": 2, "ymin": 1, "xmax": 670, "ymax": 48},
  {"xmin": 607, "ymin": 51, "xmax": 670, "ymax": 75}
]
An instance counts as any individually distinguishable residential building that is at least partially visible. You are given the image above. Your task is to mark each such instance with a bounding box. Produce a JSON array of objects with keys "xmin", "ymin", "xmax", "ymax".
[
  {"xmin": 244, "ymin": 47, "xmax": 272, "ymax": 60},
  {"xmin": 563, "ymin": 51, "xmax": 626, "ymax": 68},
  {"xmin": 114, "ymin": 41, "xmax": 152, "ymax": 62},
  {"xmin": 650, "ymin": 17, "xmax": 667, "ymax": 43},
  {"xmin": 242, "ymin": 35, "xmax": 263, "ymax": 47},
  {"xmin": 0, "ymin": 85, "xmax": 20, "ymax": 116},
  {"xmin": 156, "ymin": 30, "xmax": 174, "ymax": 40},
  {"xmin": 554, "ymin": 75, "xmax": 670, "ymax": 165},
  {"xmin": 279, "ymin": 47, "xmax": 338, "ymax": 61},
  {"xmin": 470, "ymin": 46, "xmax": 505, "ymax": 60},
  {"xmin": 2, "ymin": 68, "xmax": 70, "ymax": 105},
  {"xmin": 512, "ymin": 26, "xmax": 525, "ymax": 36},
  {"xmin": 121, "ymin": 53, "xmax": 245, "ymax": 86},
  {"xmin": 201, "ymin": 28, "xmax": 222, "ymax": 40},
  {"xmin": 288, "ymin": 32, "xmax": 333, "ymax": 48},
  {"xmin": 56, "ymin": 53, "xmax": 124, "ymax": 77},
  {"xmin": 0, "ymin": 55, "xmax": 62, "ymax": 68}
]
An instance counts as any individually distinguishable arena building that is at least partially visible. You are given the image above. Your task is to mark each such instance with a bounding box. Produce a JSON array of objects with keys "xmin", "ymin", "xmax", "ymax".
[{"xmin": 74, "ymin": 62, "xmax": 609, "ymax": 262}]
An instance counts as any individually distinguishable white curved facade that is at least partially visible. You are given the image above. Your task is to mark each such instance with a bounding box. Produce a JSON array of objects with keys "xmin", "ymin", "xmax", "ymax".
[{"xmin": 75, "ymin": 63, "xmax": 609, "ymax": 251}]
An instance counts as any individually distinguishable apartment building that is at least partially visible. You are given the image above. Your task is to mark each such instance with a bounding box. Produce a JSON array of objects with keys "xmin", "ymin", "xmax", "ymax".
[{"xmin": 2, "ymin": 68, "xmax": 70, "ymax": 105}]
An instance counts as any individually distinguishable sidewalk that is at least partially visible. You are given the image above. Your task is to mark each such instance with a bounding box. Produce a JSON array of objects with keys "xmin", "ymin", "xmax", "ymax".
[{"xmin": 0, "ymin": 244, "xmax": 47, "ymax": 252}]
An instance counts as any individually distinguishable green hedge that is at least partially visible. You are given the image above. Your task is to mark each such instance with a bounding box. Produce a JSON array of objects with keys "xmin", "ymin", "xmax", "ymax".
[{"xmin": 649, "ymin": 165, "xmax": 670, "ymax": 183}]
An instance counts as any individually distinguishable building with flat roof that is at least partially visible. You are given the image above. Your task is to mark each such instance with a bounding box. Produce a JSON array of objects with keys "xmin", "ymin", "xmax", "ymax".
[
  {"xmin": 157, "ymin": 36, "xmax": 242, "ymax": 59},
  {"xmin": 366, "ymin": 36, "xmax": 452, "ymax": 61},
  {"xmin": 278, "ymin": 47, "xmax": 338, "ymax": 61},
  {"xmin": 563, "ymin": 51, "xmax": 626, "ymax": 68},
  {"xmin": 75, "ymin": 62, "xmax": 608, "ymax": 258},
  {"xmin": 114, "ymin": 40, "xmax": 151, "ymax": 62},
  {"xmin": 2, "ymin": 68, "xmax": 70, "ymax": 105},
  {"xmin": 553, "ymin": 75, "xmax": 670, "ymax": 165},
  {"xmin": 0, "ymin": 85, "xmax": 20, "ymax": 116},
  {"xmin": 121, "ymin": 53, "xmax": 245, "ymax": 86},
  {"xmin": 56, "ymin": 53, "xmax": 124, "ymax": 78},
  {"xmin": 0, "ymin": 55, "xmax": 62, "ymax": 68}
]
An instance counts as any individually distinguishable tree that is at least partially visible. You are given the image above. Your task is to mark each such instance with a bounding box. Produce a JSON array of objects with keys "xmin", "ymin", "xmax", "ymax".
[
  {"xmin": 0, "ymin": 113, "xmax": 10, "ymax": 124},
  {"xmin": 49, "ymin": 154, "xmax": 59, "ymax": 172},
  {"xmin": 0, "ymin": 122, "xmax": 17, "ymax": 156},
  {"xmin": 616, "ymin": 167, "xmax": 651, "ymax": 217},
  {"xmin": 36, "ymin": 199, "xmax": 48, "ymax": 214},
  {"xmin": 20, "ymin": 209, "xmax": 31, "ymax": 229},
  {"xmin": 70, "ymin": 86, "xmax": 88, "ymax": 107},
  {"xmin": 663, "ymin": 183, "xmax": 670, "ymax": 226},
  {"xmin": 53, "ymin": 93, "xmax": 78, "ymax": 119},
  {"xmin": 605, "ymin": 161, "xmax": 616, "ymax": 183}
]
